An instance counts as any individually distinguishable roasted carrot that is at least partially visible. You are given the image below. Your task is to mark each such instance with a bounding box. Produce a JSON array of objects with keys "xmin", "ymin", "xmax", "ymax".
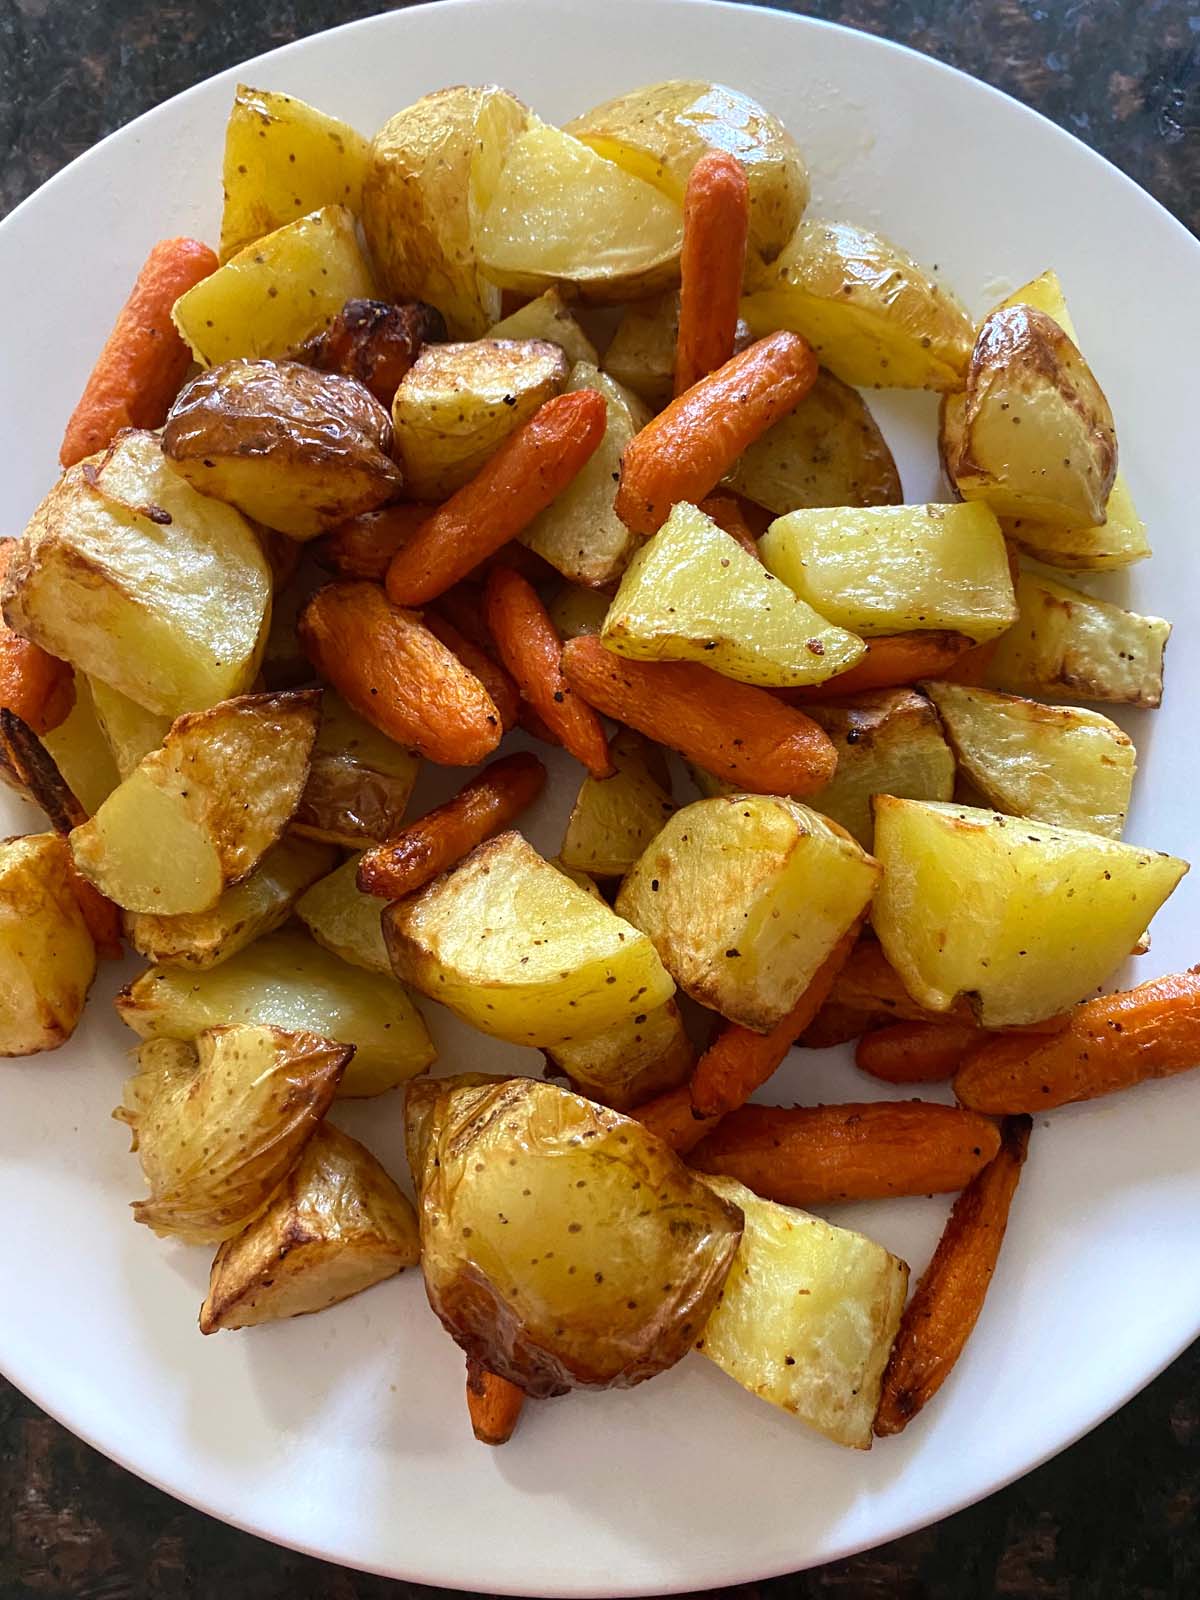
[
  {"xmin": 830, "ymin": 941, "xmax": 1067, "ymax": 1034},
  {"xmin": 689, "ymin": 1101, "xmax": 1003, "ymax": 1206},
  {"xmin": 696, "ymin": 493, "xmax": 759, "ymax": 558},
  {"xmin": 466, "ymin": 1359, "xmax": 525, "ymax": 1446},
  {"xmin": 308, "ymin": 297, "xmax": 446, "ymax": 406},
  {"xmin": 438, "ymin": 584, "xmax": 561, "ymax": 748},
  {"xmin": 616, "ymin": 332, "xmax": 817, "ymax": 536},
  {"xmin": 674, "ymin": 151, "xmax": 750, "ymax": 396},
  {"xmin": 484, "ymin": 567, "xmax": 612, "ymax": 778},
  {"xmin": 561, "ymin": 635, "xmax": 836, "ymax": 796},
  {"xmin": 314, "ymin": 503, "xmax": 439, "ymax": 583},
  {"xmin": 874, "ymin": 1115, "xmax": 1032, "ymax": 1436},
  {"xmin": 798, "ymin": 1003, "xmax": 881, "ymax": 1050},
  {"xmin": 778, "ymin": 632, "xmax": 976, "ymax": 701},
  {"xmin": 298, "ymin": 581, "xmax": 502, "ymax": 766},
  {"xmin": 424, "ymin": 611, "xmax": 521, "ymax": 733},
  {"xmin": 385, "ymin": 389, "xmax": 608, "ymax": 606},
  {"xmin": 60, "ymin": 237, "xmax": 218, "ymax": 468},
  {"xmin": 357, "ymin": 752, "xmax": 546, "ymax": 900},
  {"xmin": 954, "ymin": 970, "xmax": 1200, "ymax": 1113},
  {"xmin": 0, "ymin": 542, "xmax": 75, "ymax": 734},
  {"xmin": 635, "ymin": 1084, "xmax": 714, "ymax": 1155},
  {"xmin": 937, "ymin": 635, "xmax": 1002, "ymax": 687},
  {"xmin": 857, "ymin": 1021, "xmax": 984, "ymax": 1084}
]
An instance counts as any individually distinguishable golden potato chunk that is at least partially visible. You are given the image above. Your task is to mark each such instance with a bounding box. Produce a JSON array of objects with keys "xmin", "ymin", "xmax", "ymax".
[
  {"xmin": 925, "ymin": 680, "xmax": 1136, "ymax": 839},
  {"xmin": 617, "ymin": 796, "xmax": 880, "ymax": 1031},
  {"xmin": 547, "ymin": 998, "xmax": 695, "ymax": 1111},
  {"xmin": 871, "ymin": 797, "xmax": 1187, "ymax": 1027},
  {"xmin": 2, "ymin": 431, "xmax": 271, "ymax": 719},
  {"xmin": 602, "ymin": 500, "xmax": 865, "ymax": 686},
  {"xmin": 163, "ymin": 361, "xmax": 401, "ymax": 540},
  {"xmin": 391, "ymin": 338, "xmax": 566, "ymax": 499},
  {"xmin": 41, "ymin": 676, "xmax": 121, "ymax": 815},
  {"xmin": 697, "ymin": 1176, "xmax": 908, "ymax": 1451},
  {"xmin": 547, "ymin": 584, "xmax": 610, "ymax": 641},
  {"xmin": 601, "ymin": 292, "xmax": 681, "ymax": 408},
  {"xmin": 408, "ymin": 1075, "xmax": 743, "ymax": 1394},
  {"xmin": 114, "ymin": 1024, "xmax": 348, "ymax": 1243},
  {"xmin": 200, "ymin": 1122, "xmax": 418, "ymax": 1332},
  {"xmin": 70, "ymin": 690, "xmax": 320, "ymax": 915},
  {"xmin": 292, "ymin": 689, "xmax": 420, "ymax": 848},
  {"xmin": 560, "ymin": 728, "xmax": 675, "ymax": 880},
  {"xmin": 296, "ymin": 854, "xmax": 389, "ymax": 973},
  {"xmin": 0, "ymin": 833, "xmax": 95, "ymax": 1056},
  {"xmin": 488, "ymin": 287, "xmax": 599, "ymax": 366},
  {"xmin": 88, "ymin": 678, "xmax": 170, "ymax": 780},
  {"xmin": 760, "ymin": 502, "xmax": 1016, "ymax": 643},
  {"xmin": 384, "ymin": 830, "xmax": 675, "ymax": 1047},
  {"xmin": 740, "ymin": 220, "xmax": 973, "ymax": 390}
]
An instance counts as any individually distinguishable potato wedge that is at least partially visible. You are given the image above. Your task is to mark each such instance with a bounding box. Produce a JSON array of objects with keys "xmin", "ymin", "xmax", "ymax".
[
  {"xmin": 40, "ymin": 675, "xmax": 120, "ymax": 816},
  {"xmin": 2, "ymin": 432, "xmax": 272, "ymax": 720},
  {"xmin": 547, "ymin": 584, "xmax": 610, "ymax": 640},
  {"xmin": 293, "ymin": 689, "xmax": 420, "ymax": 848},
  {"xmin": 219, "ymin": 84, "xmax": 370, "ymax": 262},
  {"xmin": 924, "ymin": 680, "xmax": 1136, "ymax": 839},
  {"xmin": 199, "ymin": 1122, "xmax": 418, "ymax": 1332},
  {"xmin": 760, "ymin": 502, "xmax": 1016, "ymax": 643},
  {"xmin": 114, "ymin": 1024, "xmax": 348, "ymax": 1243},
  {"xmin": 88, "ymin": 678, "xmax": 170, "ymax": 780},
  {"xmin": 601, "ymin": 292, "xmax": 680, "ymax": 408},
  {"xmin": 70, "ymin": 690, "xmax": 320, "ymax": 915},
  {"xmin": 296, "ymin": 854, "xmax": 388, "ymax": 973},
  {"xmin": 565, "ymin": 80, "xmax": 808, "ymax": 271},
  {"xmin": 488, "ymin": 287, "xmax": 598, "ymax": 366},
  {"xmin": 616, "ymin": 795, "xmax": 880, "ymax": 1031},
  {"xmin": 985, "ymin": 571, "xmax": 1170, "ymax": 708},
  {"xmin": 384, "ymin": 829, "xmax": 674, "ymax": 1047},
  {"xmin": 410, "ymin": 1075, "xmax": 743, "ymax": 1394},
  {"xmin": 602, "ymin": 499, "xmax": 865, "ymax": 686},
  {"xmin": 725, "ymin": 369, "xmax": 902, "ymax": 514},
  {"xmin": 941, "ymin": 306, "xmax": 1117, "ymax": 528},
  {"xmin": 696, "ymin": 1175, "xmax": 908, "ymax": 1450},
  {"xmin": 477, "ymin": 120, "xmax": 683, "ymax": 303},
  {"xmin": 547, "ymin": 997, "xmax": 695, "ymax": 1111},
  {"xmin": 163, "ymin": 360, "xmax": 401, "ymax": 540},
  {"xmin": 520, "ymin": 362, "xmax": 649, "ymax": 588},
  {"xmin": 871, "ymin": 797, "xmax": 1187, "ymax": 1027},
  {"xmin": 173, "ymin": 206, "xmax": 376, "ymax": 367},
  {"xmin": 115, "ymin": 927, "xmax": 436, "ymax": 1097},
  {"xmin": 740, "ymin": 220, "xmax": 973, "ymax": 390},
  {"xmin": 0, "ymin": 833, "xmax": 96, "ymax": 1055},
  {"xmin": 560, "ymin": 728, "xmax": 675, "ymax": 880},
  {"xmin": 124, "ymin": 836, "xmax": 336, "ymax": 969},
  {"xmin": 392, "ymin": 338, "xmax": 567, "ymax": 499}
]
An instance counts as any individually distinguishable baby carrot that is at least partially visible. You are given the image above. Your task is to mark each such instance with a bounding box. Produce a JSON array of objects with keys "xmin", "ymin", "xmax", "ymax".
[
  {"xmin": 778, "ymin": 633, "xmax": 976, "ymax": 701},
  {"xmin": 696, "ymin": 493, "xmax": 759, "ymax": 558},
  {"xmin": 674, "ymin": 151, "xmax": 750, "ymax": 396},
  {"xmin": 424, "ymin": 611, "xmax": 521, "ymax": 733},
  {"xmin": 856, "ymin": 1021, "xmax": 984, "ymax": 1084},
  {"xmin": 0, "ymin": 541, "xmax": 75, "ymax": 734},
  {"xmin": 314, "ymin": 503, "xmax": 439, "ymax": 583},
  {"xmin": 466, "ymin": 1359, "xmax": 525, "ymax": 1446}
]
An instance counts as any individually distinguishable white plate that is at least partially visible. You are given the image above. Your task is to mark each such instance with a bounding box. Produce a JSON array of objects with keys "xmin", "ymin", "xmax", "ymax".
[{"xmin": 1, "ymin": 0, "xmax": 1197, "ymax": 1591}]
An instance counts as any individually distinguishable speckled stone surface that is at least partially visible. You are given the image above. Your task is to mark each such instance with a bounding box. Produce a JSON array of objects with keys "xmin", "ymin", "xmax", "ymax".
[{"xmin": 1, "ymin": 2, "xmax": 1198, "ymax": 1595}]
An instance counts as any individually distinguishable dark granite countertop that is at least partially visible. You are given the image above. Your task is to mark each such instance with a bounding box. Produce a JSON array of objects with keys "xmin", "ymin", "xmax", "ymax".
[{"xmin": 2, "ymin": 2, "xmax": 1198, "ymax": 1596}]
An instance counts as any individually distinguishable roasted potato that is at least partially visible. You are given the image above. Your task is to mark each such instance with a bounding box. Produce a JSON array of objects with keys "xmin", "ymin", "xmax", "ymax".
[
  {"xmin": 408, "ymin": 1074, "xmax": 743, "ymax": 1394},
  {"xmin": 547, "ymin": 584, "xmax": 610, "ymax": 641},
  {"xmin": 384, "ymin": 829, "xmax": 675, "ymax": 1047},
  {"xmin": 2, "ymin": 432, "xmax": 272, "ymax": 719},
  {"xmin": 391, "ymin": 338, "xmax": 567, "ymax": 499},
  {"xmin": 477, "ymin": 119, "xmax": 683, "ymax": 303},
  {"xmin": 565, "ymin": 79, "xmax": 808, "ymax": 272},
  {"xmin": 871, "ymin": 797, "xmax": 1187, "ymax": 1027},
  {"xmin": 740, "ymin": 220, "xmax": 974, "ymax": 390},
  {"xmin": 199, "ymin": 1122, "xmax": 418, "ymax": 1332},
  {"xmin": 696, "ymin": 1176, "xmax": 908, "ymax": 1450},
  {"xmin": 70, "ymin": 690, "xmax": 320, "ymax": 915},
  {"xmin": 560, "ymin": 728, "xmax": 675, "ymax": 880},
  {"xmin": 88, "ymin": 678, "xmax": 170, "ymax": 780},
  {"xmin": 41, "ymin": 675, "xmax": 120, "ymax": 815},
  {"xmin": 617, "ymin": 795, "xmax": 880, "ymax": 1031},
  {"xmin": 489, "ymin": 287, "xmax": 598, "ymax": 366},
  {"xmin": 519, "ymin": 361, "xmax": 649, "ymax": 587},
  {"xmin": 547, "ymin": 998, "xmax": 695, "ymax": 1111},
  {"xmin": 219, "ymin": 84, "xmax": 370, "ymax": 262},
  {"xmin": 307, "ymin": 298, "xmax": 447, "ymax": 407},
  {"xmin": 0, "ymin": 833, "xmax": 96, "ymax": 1055},
  {"xmin": 163, "ymin": 360, "xmax": 401, "ymax": 540},
  {"xmin": 924, "ymin": 680, "xmax": 1136, "ymax": 840},
  {"xmin": 760, "ymin": 502, "xmax": 1016, "ymax": 642},
  {"xmin": 362, "ymin": 86, "xmax": 530, "ymax": 338},
  {"xmin": 292, "ymin": 689, "xmax": 420, "ymax": 848},
  {"xmin": 124, "ymin": 835, "xmax": 336, "ymax": 969},
  {"xmin": 725, "ymin": 369, "xmax": 902, "ymax": 514},
  {"xmin": 941, "ymin": 306, "xmax": 1117, "ymax": 528},
  {"xmin": 114, "ymin": 1024, "xmax": 348, "ymax": 1243},
  {"xmin": 985, "ymin": 572, "xmax": 1170, "ymax": 708},
  {"xmin": 601, "ymin": 292, "xmax": 680, "ymax": 408},
  {"xmin": 115, "ymin": 927, "xmax": 436, "ymax": 1098},
  {"xmin": 602, "ymin": 499, "xmax": 865, "ymax": 686},
  {"xmin": 173, "ymin": 206, "xmax": 376, "ymax": 367},
  {"xmin": 296, "ymin": 854, "xmax": 389, "ymax": 973}
]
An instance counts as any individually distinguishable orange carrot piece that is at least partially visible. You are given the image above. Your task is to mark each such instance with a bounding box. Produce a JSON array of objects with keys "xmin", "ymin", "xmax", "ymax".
[
  {"xmin": 484, "ymin": 567, "xmax": 612, "ymax": 778},
  {"xmin": 856, "ymin": 1021, "xmax": 984, "ymax": 1084},
  {"xmin": 616, "ymin": 332, "xmax": 817, "ymax": 536},
  {"xmin": 0, "ymin": 542, "xmax": 75, "ymax": 734},
  {"xmin": 674, "ymin": 151, "xmax": 750, "ymax": 396},
  {"xmin": 60, "ymin": 237, "xmax": 218, "ymax": 468},
  {"xmin": 314, "ymin": 503, "xmax": 439, "ymax": 583},
  {"xmin": 298, "ymin": 581, "xmax": 502, "ymax": 766},
  {"xmin": 635, "ymin": 1084, "xmax": 715, "ymax": 1155},
  {"xmin": 798, "ymin": 1002, "xmax": 883, "ymax": 1050},
  {"xmin": 385, "ymin": 390, "xmax": 608, "ymax": 606},
  {"xmin": 357, "ymin": 752, "xmax": 546, "ymax": 900},
  {"xmin": 466, "ymin": 1359, "xmax": 526, "ymax": 1446},
  {"xmin": 874, "ymin": 1115, "xmax": 1031, "ymax": 1436},
  {"xmin": 697, "ymin": 493, "xmax": 759, "ymax": 558},
  {"xmin": 954, "ymin": 970, "xmax": 1200, "ymax": 1113},
  {"xmin": 66, "ymin": 862, "xmax": 125, "ymax": 961},
  {"xmin": 561, "ymin": 634, "xmax": 835, "ymax": 796},
  {"xmin": 424, "ymin": 611, "xmax": 521, "ymax": 733},
  {"xmin": 830, "ymin": 941, "xmax": 1066, "ymax": 1034},
  {"xmin": 779, "ymin": 633, "xmax": 976, "ymax": 702},
  {"xmin": 438, "ymin": 584, "xmax": 561, "ymax": 748}
]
